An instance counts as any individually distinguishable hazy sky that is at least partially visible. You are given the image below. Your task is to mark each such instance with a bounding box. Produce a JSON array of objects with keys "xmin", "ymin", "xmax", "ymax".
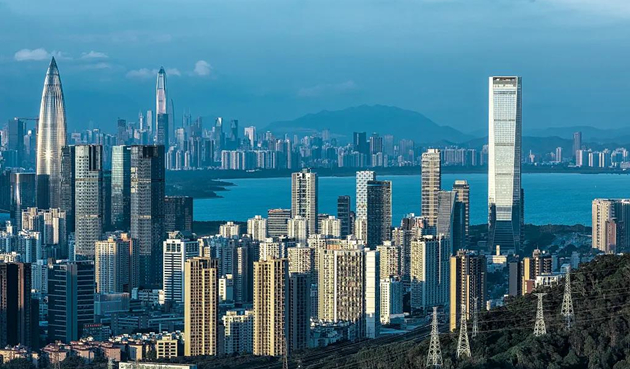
[{"xmin": 0, "ymin": 0, "xmax": 629, "ymax": 134}]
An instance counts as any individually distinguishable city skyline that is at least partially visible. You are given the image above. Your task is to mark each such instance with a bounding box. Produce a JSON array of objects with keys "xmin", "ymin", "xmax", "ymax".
[{"xmin": 1, "ymin": 1, "xmax": 629, "ymax": 132}]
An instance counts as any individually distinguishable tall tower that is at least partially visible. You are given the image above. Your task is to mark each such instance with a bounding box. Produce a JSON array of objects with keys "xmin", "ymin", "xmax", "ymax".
[
  {"xmin": 253, "ymin": 258, "xmax": 288, "ymax": 357},
  {"xmin": 155, "ymin": 67, "xmax": 169, "ymax": 146},
  {"xmin": 291, "ymin": 169, "xmax": 318, "ymax": 235},
  {"xmin": 366, "ymin": 180, "xmax": 392, "ymax": 248},
  {"xmin": 452, "ymin": 180, "xmax": 470, "ymax": 249},
  {"xmin": 488, "ymin": 76, "xmax": 523, "ymax": 252},
  {"xmin": 356, "ymin": 170, "xmax": 376, "ymax": 220},
  {"xmin": 111, "ymin": 146, "xmax": 131, "ymax": 230},
  {"xmin": 184, "ymin": 257, "xmax": 219, "ymax": 356},
  {"xmin": 37, "ymin": 57, "xmax": 67, "ymax": 209},
  {"xmin": 421, "ymin": 149, "xmax": 441, "ymax": 228},
  {"xmin": 130, "ymin": 145, "xmax": 165, "ymax": 288},
  {"xmin": 74, "ymin": 145, "xmax": 104, "ymax": 259}
]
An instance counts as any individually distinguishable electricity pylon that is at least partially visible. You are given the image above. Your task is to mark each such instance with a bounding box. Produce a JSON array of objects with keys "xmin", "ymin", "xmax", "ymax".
[
  {"xmin": 456, "ymin": 304, "xmax": 471, "ymax": 358},
  {"xmin": 426, "ymin": 306, "xmax": 443, "ymax": 368},
  {"xmin": 561, "ymin": 268, "xmax": 575, "ymax": 329},
  {"xmin": 533, "ymin": 293, "xmax": 547, "ymax": 337},
  {"xmin": 472, "ymin": 297, "xmax": 479, "ymax": 338}
]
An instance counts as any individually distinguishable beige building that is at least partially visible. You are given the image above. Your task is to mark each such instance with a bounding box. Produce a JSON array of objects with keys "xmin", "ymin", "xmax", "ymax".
[
  {"xmin": 318, "ymin": 248, "xmax": 365, "ymax": 338},
  {"xmin": 449, "ymin": 250, "xmax": 486, "ymax": 332},
  {"xmin": 156, "ymin": 336, "xmax": 179, "ymax": 359},
  {"xmin": 410, "ymin": 235, "xmax": 449, "ymax": 312},
  {"xmin": 319, "ymin": 216, "xmax": 341, "ymax": 238},
  {"xmin": 377, "ymin": 242, "xmax": 401, "ymax": 278},
  {"xmin": 253, "ymin": 258, "xmax": 288, "ymax": 357},
  {"xmin": 94, "ymin": 233, "xmax": 132, "ymax": 293},
  {"xmin": 247, "ymin": 215, "xmax": 268, "ymax": 241},
  {"xmin": 184, "ymin": 257, "xmax": 219, "ymax": 356},
  {"xmin": 219, "ymin": 221, "xmax": 240, "ymax": 238}
]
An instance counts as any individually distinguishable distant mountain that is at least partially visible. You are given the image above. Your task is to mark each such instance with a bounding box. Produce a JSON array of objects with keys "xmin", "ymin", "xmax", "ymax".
[
  {"xmin": 265, "ymin": 105, "xmax": 474, "ymax": 144},
  {"xmin": 526, "ymin": 126, "xmax": 630, "ymax": 144}
]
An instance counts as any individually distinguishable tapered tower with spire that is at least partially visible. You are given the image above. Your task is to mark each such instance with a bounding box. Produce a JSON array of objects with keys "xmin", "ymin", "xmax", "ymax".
[{"xmin": 36, "ymin": 57, "xmax": 67, "ymax": 208}]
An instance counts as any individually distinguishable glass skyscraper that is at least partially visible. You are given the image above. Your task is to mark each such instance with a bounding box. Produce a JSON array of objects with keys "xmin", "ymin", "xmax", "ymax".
[
  {"xmin": 36, "ymin": 57, "xmax": 67, "ymax": 208},
  {"xmin": 488, "ymin": 76, "xmax": 523, "ymax": 252}
]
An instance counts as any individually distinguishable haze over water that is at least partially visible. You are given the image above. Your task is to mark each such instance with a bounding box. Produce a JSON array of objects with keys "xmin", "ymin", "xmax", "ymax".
[{"xmin": 195, "ymin": 173, "xmax": 630, "ymax": 226}]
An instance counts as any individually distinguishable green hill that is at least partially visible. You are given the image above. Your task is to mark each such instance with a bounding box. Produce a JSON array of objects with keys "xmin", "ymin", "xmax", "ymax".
[{"xmin": 313, "ymin": 254, "xmax": 630, "ymax": 369}]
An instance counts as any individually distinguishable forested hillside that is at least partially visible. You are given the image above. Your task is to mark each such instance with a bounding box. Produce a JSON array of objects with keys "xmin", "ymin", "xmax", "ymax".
[{"xmin": 312, "ymin": 254, "xmax": 630, "ymax": 369}]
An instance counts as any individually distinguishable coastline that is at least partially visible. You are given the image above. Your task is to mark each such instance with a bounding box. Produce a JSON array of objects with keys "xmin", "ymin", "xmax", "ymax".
[{"xmin": 167, "ymin": 165, "xmax": 629, "ymax": 180}]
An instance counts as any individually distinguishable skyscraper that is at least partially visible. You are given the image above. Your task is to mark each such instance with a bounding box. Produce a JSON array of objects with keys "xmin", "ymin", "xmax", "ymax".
[
  {"xmin": 163, "ymin": 231, "xmax": 200, "ymax": 304},
  {"xmin": 164, "ymin": 196, "xmax": 193, "ymax": 233},
  {"xmin": 60, "ymin": 146, "xmax": 76, "ymax": 234},
  {"xmin": 291, "ymin": 169, "xmax": 318, "ymax": 235},
  {"xmin": 36, "ymin": 57, "xmax": 67, "ymax": 209},
  {"xmin": 247, "ymin": 215, "xmax": 268, "ymax": 242},
  {"xmin": 366, "ymin": 180, "xmax": 392, "ymax": 248},
  {"xmin": 337, "ymin": 195, "xmax": 352, "ymax": 238},
  {"xmin": 267, "ymin": 209, "xmax": 291, "ymax": 238},
  {"xmin": 253, "ymin": 258, "xmax": 288, "ymax": 357},
  {"xmin": 288, "ymin": 272, "xmax": 310, "ymax": 352},
  {"xmin": 111, "ymin": 146, "xmax": 131, "ymax": 230},
  {"xmin": 410, "ymin": 235, "xmax": 450, "ymax": 313},
  {"xmin": 365, "ymin": 250, "xmax": 380, "ymax": 339},
  {"xmin": 0, "ymin": 262, "xmax": 35, "ymax": 348},
  {"xmin": 592, "ymin": 199, "xmax": 630, "ymax": 253},
  {"xmin": 155, "ymin": 67, "xmax": 169, "ymax": 146},
  {"xmin": 449, "ymin": 250, "xmax": 486, "ymax": 331},
  {"xmin": 130, "ymin": 145, "xmax": 165, "ymax": 288},
  {"xmin": 184, "ymin": 257, "xmax": 219, "ymax": 356},
  {"xmin": 48, "ymin": 260, "xmax": 95, "ymax": 343},
  {"xmin": 95, "ymin": 233, "xmax": 132, "ymax": 293},
  {"xmin": 421, "ymin": 149, "xmax": 441, "ymax": 228},
  {"xmin": 452, "ymin": 180, "xmax": 470, "ymax": 248},
  {"xmin": 488, "ymin": 76, "xmax": 523, "ymax": 252},
  {"xmin": 10, "ymin": 172, "xmax": 36, "ymax": 230},
  {"xmin": 74, "ymin": 145, "xmax": 104, "ymax": 259},
  {"xmin": 318, "ymin": 249, "xmax": 366, "ymax": 338},
  {"xmin": 573, "ymin": 131, "xmax": 582, "ymax": 159},
  {"xmin": 356, "ymin": 171, "xmax": 375, "ymax": 221}
]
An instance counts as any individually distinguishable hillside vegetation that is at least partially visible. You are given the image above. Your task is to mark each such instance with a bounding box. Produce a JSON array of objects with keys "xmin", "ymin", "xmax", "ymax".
[{"xmin": 312, "ymin": 254, "xmax": 630, "ymax": 369}]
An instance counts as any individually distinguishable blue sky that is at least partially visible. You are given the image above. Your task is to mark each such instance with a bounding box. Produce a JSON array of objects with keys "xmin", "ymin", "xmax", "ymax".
[{"xmin": 0, "ymin": 0, "xmax": 629, "ymax": 133}]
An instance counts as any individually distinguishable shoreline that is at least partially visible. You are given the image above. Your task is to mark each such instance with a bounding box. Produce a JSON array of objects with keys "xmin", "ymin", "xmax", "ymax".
[{"xmin": 167, "ymin": 166, "xmax": 630, "ymax": 180}]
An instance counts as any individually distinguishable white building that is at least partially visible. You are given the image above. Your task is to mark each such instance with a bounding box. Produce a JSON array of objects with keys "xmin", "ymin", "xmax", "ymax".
[
  {"xmin": 288, "ymin": 216, "xmax": 308, "ymax": 243},
  {"xmin": 488, "ymin": 76, "xmax": 523, "ymax": 252},
  {"xmin": 380, "ymin": 277, "xmax": 404, "ymax": 325},
  {"xmin": 356, "ymin": 170, "xmax": 375, "ymax": 220},
  {"xmin": 320, "ymin": 216, "xmax": 341, "ymax": 238},
  {"xmin": 219, "ymin": 221, "xmax": 241, "ymax": 238},
  {"xmin": 410, "ymin": 235, "xmax": 450, "ymax": 312},
  {"xmin": 163, "ymin": 231, "xmax": 200, "ymax": 304},
  {"xmin": 247, "ymin": 215, "xmax": 267, "ymax": 241},
  {"xmin": 364, "ymin": 250, "xmax": 380, "ymax": 338},
  {"xmin": 291, "ymin": 169, "xmax": 318, "ymax": 235},
  {"xmin": 259, "ymin": 238, "xmax": 286, "ymax": 261}
]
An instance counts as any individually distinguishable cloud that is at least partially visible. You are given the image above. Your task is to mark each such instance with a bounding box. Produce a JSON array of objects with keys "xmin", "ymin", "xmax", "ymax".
[
  {"xmin": 166, "ymin": 68, "xmax": 181, "ymax": 76},
  {"xmin": 193, "ymin": 60, "xmax": 212, "ymax": 76},
  {"xmin": 81, "ymin": 62, "xmax": 112, "ymax": 70},
  {"xmin": 81, "ymin": 51, "xmax": 108, "ymax": 59},
  {"xmin": 14, "ymin": 48, "xmax": 72, "ymax": 61},
  {"xmin": 126, "ymin": 67, "xmax": 180, "ymax": 79},
  {"xmin": 298, "ymin": 81, "xmax": 357, "ymax": 97}
]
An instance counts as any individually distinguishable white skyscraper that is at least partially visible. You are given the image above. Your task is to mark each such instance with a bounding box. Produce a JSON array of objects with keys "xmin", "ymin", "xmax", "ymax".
[
  {"xmin": 356, "ymin": 170, "xmax": 376, "ymax": 220},
  {"xmin": 488, "ymin": 76, "xmax": 523, "ymax": 252},
  {"xmin": 291, "ymin": 169, "xmax": 318, "ymax": 235},
  {"xmin": 163, "ymin": 231, "xmax": 200, "ymax": 304},
  {"xmin": 421, "ymin": 149, "xmax": 441, "ymax": 228},
  {"xmin": 287, "ymin": 216, "xmax": 308, "ymax": 243},
  {"xmin": 410, "ymin": 235, "xmax": 450, "ymax": 312},
  {"xmin": 320, "ymin": 215, "xmax": 341, "ymax": 238},
  {"xmin": 74, "ymin": 145, "xmax": 103, "ymax": 259},
  {"xmin": 365, "ymin": 250, "xmax": 380, "ymax": 339}
]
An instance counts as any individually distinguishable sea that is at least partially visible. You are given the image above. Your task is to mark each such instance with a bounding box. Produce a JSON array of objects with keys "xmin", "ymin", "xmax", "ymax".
[{"xmin": 194, "ymin": 173, "xmax": 630, "ymax": 226}]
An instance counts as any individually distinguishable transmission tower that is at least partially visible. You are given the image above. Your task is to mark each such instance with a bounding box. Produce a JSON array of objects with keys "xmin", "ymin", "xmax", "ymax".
[
  {"xmin": 561, "ymin": 268, "xmax": 575, "ymax": 329},
  {"xmin": 456, "ymin": 303, "xmax": 471, "ymax": 358},
  {"xmin": 472, "ymin": 297, "xmax": 479, "ymax": 338},
  {"xmin": 426, "ymin": 306, "xmax": 443, "ymax": 368},
  {"xmin": 533, "ymin": 293, "xmax": 547, "ymax": 337}
]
